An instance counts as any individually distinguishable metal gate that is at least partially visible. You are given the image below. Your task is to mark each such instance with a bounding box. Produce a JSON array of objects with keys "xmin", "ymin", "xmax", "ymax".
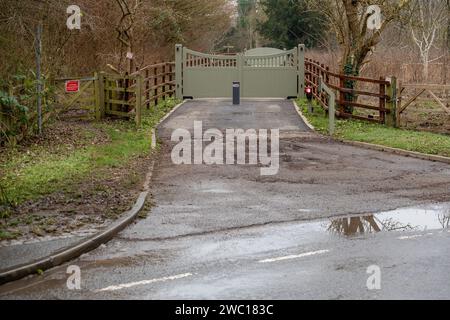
[{"xmin": 175, "ymin": 44, "xmax": 305, "ymax": 99}]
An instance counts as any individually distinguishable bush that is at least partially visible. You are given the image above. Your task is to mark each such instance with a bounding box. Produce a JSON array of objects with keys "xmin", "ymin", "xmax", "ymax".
[
  {"xmin": 0, "ymin": 90, "xmax": 29, "ymax": 144},
  {"xmin": 0, "ymin": 71, "xmax": 54, "ymax": 146}
]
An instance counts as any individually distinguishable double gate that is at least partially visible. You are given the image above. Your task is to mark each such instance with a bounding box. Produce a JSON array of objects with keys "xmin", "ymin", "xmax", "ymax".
[{"xmin": 175, "ymin": 44, "xmax": 305, "ymax": 99}]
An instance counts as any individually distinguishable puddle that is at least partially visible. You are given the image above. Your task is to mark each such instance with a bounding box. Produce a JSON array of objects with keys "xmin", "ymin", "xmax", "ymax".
[{"xmin": 325, "ymin": 203, "xmax": 450, "ymax": 237}]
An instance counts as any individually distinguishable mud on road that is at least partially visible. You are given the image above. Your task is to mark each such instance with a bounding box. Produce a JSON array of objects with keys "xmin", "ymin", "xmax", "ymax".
[
  {"xmin": 127, "ymin": 99, "xmax": 450, "ymax": 240},
  {"xmin": 1, "ymin": 99, "xmax": 450, "ymax": 299}
]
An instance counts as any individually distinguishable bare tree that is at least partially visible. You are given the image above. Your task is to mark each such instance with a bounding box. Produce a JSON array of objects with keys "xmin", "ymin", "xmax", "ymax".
[
  {"xmin": 443, "ymin": 0, "xmax": 450, "ymax": 84},
  {"xmin": 0, "ymin": 0, "xmax": 232, "ymax": 77},
  {"xmin": 308, "ymin": 0, "xmax": 412, "ymax": 76},
  {"xmin": 115, "ymin": 0, "xmax": 143, "ymax": 74},
  {"xmin": 409, "ymin": 0, "xmax": 447, "ymax": 82},
  {"xmin": 438, "ymin": 213, "xmax": 450, "ymax": 229}
]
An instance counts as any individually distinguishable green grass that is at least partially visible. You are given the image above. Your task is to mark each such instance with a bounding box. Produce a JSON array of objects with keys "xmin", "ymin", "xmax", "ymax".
[
  {"xmin": 0, "ymin": 98, "xmax": 180, "ymax": 209},
  {"xmin": 296, "ymin": 98, "xmax": 450, "ymax": 158}
]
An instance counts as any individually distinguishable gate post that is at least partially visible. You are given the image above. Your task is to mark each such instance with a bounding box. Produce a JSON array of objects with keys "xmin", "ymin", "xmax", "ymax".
[
  {"xmin": 237, "ymin": 54, "xmax": 243, "ymax": 97},
  {"xmin": 319, "ymin": 76, "xmax": 336, "ymax": 136},
  {"xmin": 135, "ymin": 74, "xmax": 143, "ymax": 127},
  {"xmin": 298, "ymin": 44, "xmax": 305, "ymax": 98},
  {"xmin": 95, "ymin": 72, "xmax": 105, "ymax": 120},
  {"xmin": 175, "ymin": 44, "xmax": 183, "ymax": 100},
  {"xmin": 386, "ymin": 76, "xmax": 398, "ymax": 128}
]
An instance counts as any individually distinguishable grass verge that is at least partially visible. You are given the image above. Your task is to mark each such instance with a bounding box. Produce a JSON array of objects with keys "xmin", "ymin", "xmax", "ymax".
[
  {"xmin": 0, "ymin": 98, "xmax": 180, "ymax": 218},
  {"xmin": 296, "ymin": 98, "xmax": 450, "ymax": 158}
]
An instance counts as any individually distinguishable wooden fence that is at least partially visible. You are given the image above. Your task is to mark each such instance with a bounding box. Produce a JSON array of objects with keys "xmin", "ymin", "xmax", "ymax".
[
  {"xmin": 397, "ymin": 83, "xmax": 450, "ymax": 127},
  {"xmin": 94, "ymin": 61, "xmax": 175, "ymax": 126},
  {"xmin": 305, "ymin": 58, "xmax": 397, "ymax": 126},
  {"xmin": 131, "ymin": 62, "xmax": 176, "ymax": 109},
  {"xmin": 53, "ymin": 76, "xmax": 97, "ymax": 120}
]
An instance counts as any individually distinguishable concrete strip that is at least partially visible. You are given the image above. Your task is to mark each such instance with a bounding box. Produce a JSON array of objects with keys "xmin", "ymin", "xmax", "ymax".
[
  {"xmin": 157, "ymin": 100, "xmax": 188, "ymax": 127},
  {"xmin": 341, "ymin": 140, "xmax": 450, "ymax": 165},
  {"xmin": 291, "ymin": 100, "xmax": 450, "ymax": 166},
  {"xmin": 0, "ymin": 191, "xmax": 148, "ymax": 285},
  {"xmin": 0, "ymin": 100, "xmax": 188, "ymax": 285},
  {"xmin": 292, "ymin": 100, "xmax": 315, "ymax": 131},
  {"xmin": 142, "ymin": 159, "xmax": 155, "ymax": 192},
  {"xmin": 151, "ymin": 129, "xmax": 157, "ymax": 150}
]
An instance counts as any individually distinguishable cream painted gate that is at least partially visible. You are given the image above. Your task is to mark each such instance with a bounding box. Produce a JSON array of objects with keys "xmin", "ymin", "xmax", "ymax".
[{"xmin": 175, "ymin": 44, "xmax": 305, "ymax": 99}]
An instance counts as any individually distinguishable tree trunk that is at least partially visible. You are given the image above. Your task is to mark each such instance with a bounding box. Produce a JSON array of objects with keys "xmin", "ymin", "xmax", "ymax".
[
  {"xmin": 335, "ymin": 0, "xmax": 411, "ymax": 114},
  {"xmin": 444, "ymin": 0, "xmax": 450, "ymax": 84},
  {"xmin": 340, "ymin": 50, "xmax": 367, "ymax": 114},
  {"xmin": 423, "ymin": 57, "xmax": 429, "ymax": 82}
]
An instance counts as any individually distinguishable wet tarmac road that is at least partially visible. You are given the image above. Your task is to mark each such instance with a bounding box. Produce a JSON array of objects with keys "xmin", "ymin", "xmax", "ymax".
[{"xmin": 1, "ymin": 99, "xmax": 450, "ymax": 299}]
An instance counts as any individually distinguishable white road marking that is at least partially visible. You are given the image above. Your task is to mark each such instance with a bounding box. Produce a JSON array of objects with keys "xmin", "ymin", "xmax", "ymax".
[
  {"xmin": 258, "ymin": 249, "xmax": 329, "ymax": 263},
  {"xmin": 95, "ymin": 273, "xmax": 193, "ymax": 292},
  {"xmin": 151, "ymin": 129, "xmax": 157, "ymax": 150}
]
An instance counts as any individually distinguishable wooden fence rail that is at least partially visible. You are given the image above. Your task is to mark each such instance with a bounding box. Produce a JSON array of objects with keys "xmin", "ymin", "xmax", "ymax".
[
  {"xmin": 131, "ymin": 61, "xmax": 175, "ymax": 109},
  {"xmin": 52, "ymin": 76, "xmax": 97, "ymax": 120},
  {"xmin": 50, "ymin": 62, "xmax": 175, "ymax": 127},
  {"xmin": 51, "ymin": 59, "xmax": 403, "ymax": 128},
  {"xmin": 397, "ymin": 83, "xmax": 450, "ymax": 127},
  {"xmin": 305, "ymin": 58, "xmax": 397, "ymax": 126},
  {"xmin": 93, "ymin": 61, "xmax": 176, "ymax": 126}
]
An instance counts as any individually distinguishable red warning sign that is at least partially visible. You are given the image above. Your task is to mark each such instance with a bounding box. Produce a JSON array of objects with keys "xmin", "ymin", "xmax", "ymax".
[{"xmin": 65, "ymin": 80, "xmax": 80, "ymax": 93}]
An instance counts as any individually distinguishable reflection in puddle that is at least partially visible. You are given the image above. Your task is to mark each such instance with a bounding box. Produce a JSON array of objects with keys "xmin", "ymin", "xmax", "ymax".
[{"xmin": 328, "ymin": 204, "xmax": 450, "ymax": 237}]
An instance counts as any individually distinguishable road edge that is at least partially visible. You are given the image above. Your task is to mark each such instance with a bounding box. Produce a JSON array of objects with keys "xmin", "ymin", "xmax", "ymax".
[
  {"xmin": 291, "ymin": 100, "xmax": 450, "ymax": 165},
  {"xmin": 0, "ymin": 191, "xmax": 149, "ymax": 285},
  {"xmin": 158, "ymin": 99, "xmax": 189, "ymax": 127},
  {"xmin": 292, "ymin": 100, "xmax": 315, "ymax": 131},
  {"xmin": 0, "ymin": 100, "xmax": 188, "ymax": 285},
  {"xmin": 339, "ymin": 139, "xmax": 450, "ymax": 164}
]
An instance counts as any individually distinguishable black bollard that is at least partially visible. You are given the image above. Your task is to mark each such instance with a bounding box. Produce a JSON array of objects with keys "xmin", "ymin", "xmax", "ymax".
[{"xmin": 232, "ymin": 81, "xmax": 240, "ymax": 105}]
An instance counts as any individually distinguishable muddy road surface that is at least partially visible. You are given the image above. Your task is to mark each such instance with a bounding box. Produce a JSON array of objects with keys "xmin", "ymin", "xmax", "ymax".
[{"xmin": 1, "ymin": 99, "xmax": 450, "ymax": 299}]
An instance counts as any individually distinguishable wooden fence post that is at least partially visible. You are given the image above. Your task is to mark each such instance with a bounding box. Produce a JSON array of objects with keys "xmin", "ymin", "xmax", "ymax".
[
  {"xmin": 175, "ymin": 44, "xmax": 183, "ymax": 100},
  {"xmin": 95, "ymin": 72, "xmax": 105, "ymax": 120},
  {"xmin": 325, "ymin": 66, "xmax": 330, "ymax": 106},
  {"xmin": 396, "ymin": 80, "xmax": 402, "ymax": 127},
  {"xmin": 379, "ymin": 76, "xmax": 386, "ymax": 124},
  {"xmin": 313, "ymin": 61, "xmax": 317, "ymax": 96},
  {"xmin": 145, "ymin": 69, "xmax": 150, "ymax": 109},
  {"xmin": 315, "ymin": 61, "xmax": 320, "ymax": 96},
  {"xmin": 386, "ymin": 76, "xmax": 397, "ymax": 127},
  {"xmin": 154, "ymin": 64, "xmax": 158, "ymax": 106},
  {"xmin": 339, "ymin": 75, "xmax": 345, "ymax": 114},
  {"xmin": 320, "ymin": 63, "xmax": 325, "ymax": 103},
  {"xmin": 124, "ymin": 72, "xmax": 129, "ymax": 112},
  {"xmin": 169, "ymin": 64, "xmax": 173, "ymax": 98},
  {"xmin": 298, "ymin": 44, "xmax": 305, "ymax": 98},
  {"xmin": 94, "ymin": 72, "xmax": 100, "ymax": 120},
  {"xmin": 319, "ymin": 76, "xmax": 336, "ymax": 135},
  {"xmin": 162, "ymin": 63, "xmax": 166, "ymax": 101},
  {"xmin": 135, "ymin": 74, "xmax": 142, "ymax": 126}
]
